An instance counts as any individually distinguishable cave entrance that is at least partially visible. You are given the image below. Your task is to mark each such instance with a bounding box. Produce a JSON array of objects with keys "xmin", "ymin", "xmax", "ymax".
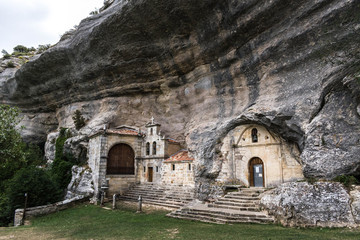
[
  {"xmin": 249, "ymin": 157, "xmax": 264, "ymax": 187},
  {"xmin": 107, "ymin": 143, "xmax": 135, "ymax": 175}
]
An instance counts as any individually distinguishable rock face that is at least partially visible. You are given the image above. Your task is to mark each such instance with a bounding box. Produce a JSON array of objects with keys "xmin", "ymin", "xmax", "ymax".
[
  {"xmin": 0, "ymin": 0, "xmax": 359, "ymax": 198},
  {"xmin": 260, "ymin": 182, "xmax": 357, "ymax": 227},
  {"xmin": 66, "ymin": 166, "xmax": 94, "ymax": 199},
  {"xmin": 350, "ymin": 186, "xmax": 360, "ymax": 224}
]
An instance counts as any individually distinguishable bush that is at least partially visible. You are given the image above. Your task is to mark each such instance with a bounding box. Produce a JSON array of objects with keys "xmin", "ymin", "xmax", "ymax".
[
  {"xmin": 72, "ymin": 110, "xmax": 86, "ymax": 130},
  {"xmin": 0, "ymin": 166, "xmax": 62, "ymax": 226},
  {"xmin": 51, "ymin": 128, "xmax": 78, "ymax": 191},
  {"xmin": 333, "ymin": 175, "xmax": 359, "ymax": 190},
  {"xmin": 13, "ymin": 45, "xmax": 28, "ymax": 53},
  {"xmin": 37, "ymin": 44, "xmax": 51, "ymax": 53},
  {"xmin": 6, "ymin": 61, "xmax": 15, "ymax": 68}
]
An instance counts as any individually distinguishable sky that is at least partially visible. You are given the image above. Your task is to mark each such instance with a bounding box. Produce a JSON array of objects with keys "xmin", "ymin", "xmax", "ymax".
[{"xmin": 0, "ymin": 0, "xmax": 104, "ymax": 53}]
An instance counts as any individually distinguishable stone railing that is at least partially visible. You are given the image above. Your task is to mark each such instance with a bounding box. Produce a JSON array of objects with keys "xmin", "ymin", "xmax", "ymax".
[{"xmin": 14, "ymin": 195, "xmax": 88, "ymax": 226}]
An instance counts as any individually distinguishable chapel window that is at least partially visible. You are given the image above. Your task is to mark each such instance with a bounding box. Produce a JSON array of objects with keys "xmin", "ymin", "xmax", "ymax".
[
  {"xmin": 150, "ymin": 128, "xmax": 153, "ymax": 135},
  {"xmin": 146, "ymin": 142, "xmax": 150, "ymax": 155},
  {"xmin": 153, "ymin": 141, "xmax": 157, "ymax": 155},
  {"xmin": 172, "ymin": 164, "xmax": 175, "ymax": 171},
  {"xmin": 188, "ymin": 164, "xmax": 191, "ymax": 171},
  {"xmin": 251, "ymin": 128, "xmax": 258, "ymax": 143},
  {"xmin": 156, "ymin": 166, "xmax": 159, "ymax": 172}
]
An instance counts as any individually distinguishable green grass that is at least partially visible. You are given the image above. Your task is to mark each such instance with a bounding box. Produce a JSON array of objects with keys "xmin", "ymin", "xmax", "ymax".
[{"xmin": 1, "ymin": 203, "xmax": 359, "ymax": 239}]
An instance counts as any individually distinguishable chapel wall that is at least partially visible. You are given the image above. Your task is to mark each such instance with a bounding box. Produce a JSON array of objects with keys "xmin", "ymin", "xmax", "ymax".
[
  {"xmin": 217, "ymin": 124, "xmax": 303, "ymax": 187},
  {"xmin": 162, "ymin": 162, "xmax": 194, "ymax": 186}
]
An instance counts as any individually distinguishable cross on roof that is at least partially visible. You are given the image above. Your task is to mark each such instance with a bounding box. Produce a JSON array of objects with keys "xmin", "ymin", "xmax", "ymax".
[{"xmin": 151, "ymin": 116, "xmax": 154, "ymax": 124}]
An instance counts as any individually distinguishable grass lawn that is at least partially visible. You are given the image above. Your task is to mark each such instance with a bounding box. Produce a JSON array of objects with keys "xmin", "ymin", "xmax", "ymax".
[{"xmin": 0, "ymin": 203, "xmax": 359, "ymax": 240}]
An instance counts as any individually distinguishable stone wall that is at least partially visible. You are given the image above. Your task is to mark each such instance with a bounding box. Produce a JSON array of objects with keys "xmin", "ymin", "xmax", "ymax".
[
  {"xmin": 162, "ymin": 161, "xmax": 194, "ymax": 186},
  {"xmin": 137, "ymin": 158, "xmax": 163, "ymax": 184},
  {"xmin": 14, "ymin": 196, "xmax": 87, "ymax": 227}
]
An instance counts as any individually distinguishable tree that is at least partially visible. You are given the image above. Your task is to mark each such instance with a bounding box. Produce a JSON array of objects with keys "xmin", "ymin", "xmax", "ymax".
[
  {"xmin": 0, "ymin": 105, "xmax": 26, "ymax": 190},
  {"xmin": 72, "ymin": 110, "xmax": 86, "ymax": 130},
  {"xmin": 13, "ymin": 45, "xmax": 28, "ymax": 53}
]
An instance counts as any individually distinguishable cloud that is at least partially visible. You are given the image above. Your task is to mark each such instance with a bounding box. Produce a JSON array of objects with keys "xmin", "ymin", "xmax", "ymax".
[{"xmin": 0, "ymin": 0, "xmax": 103, "ymax": 53}]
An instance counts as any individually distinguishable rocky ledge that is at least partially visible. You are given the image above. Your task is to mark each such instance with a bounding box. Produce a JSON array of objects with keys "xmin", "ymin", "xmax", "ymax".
[{"xmin": 0, "ymin": 0, "xmax": 359, "ymax": 199}]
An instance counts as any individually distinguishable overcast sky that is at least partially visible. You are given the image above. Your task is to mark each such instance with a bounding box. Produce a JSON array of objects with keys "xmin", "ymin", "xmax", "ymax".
[{"xmin": 0, "ymin": 0, "xmax": 104, "ymax": 53}]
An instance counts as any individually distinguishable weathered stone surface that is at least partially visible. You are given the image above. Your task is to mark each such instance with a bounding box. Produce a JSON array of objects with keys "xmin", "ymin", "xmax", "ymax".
[
  {"xmin": 66, "ymin": 166, "xmax": 94, "ymax": 199},
  {"xmin": 0, "ymin": 0, "xmax": 359, "ymax": 199},
  {"xmin": 44, "ymin": 131, "xmax": 59, "ymax": 163},
  {"xmin": 260, "ymin": 182, "xmax": 357, "ymax": 227},
  {"xmin": 350, "ymin": 186, "xmax": 360, "ymax": 224}
]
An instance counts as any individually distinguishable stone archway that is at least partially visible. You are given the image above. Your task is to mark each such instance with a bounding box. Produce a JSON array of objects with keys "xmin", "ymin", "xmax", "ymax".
[
  {"xmin": 107, "ymin": 143, "xmax": 135, "ymax": 175},
  {"xmin": 249, "ymin": 157, "xmax": 264, "ymax": 187}
]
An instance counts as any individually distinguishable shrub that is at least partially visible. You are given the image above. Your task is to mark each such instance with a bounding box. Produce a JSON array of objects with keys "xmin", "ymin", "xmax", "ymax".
[
  {"xmin": 51, "ymin": 128, "xmax": 78, "ymax": 191},
  {"xmin": 2, "ymin": 166, "xmax": 62, "ymax": 225},
  {"xmin": 13, "ymin": 45, "xmax": 28, "ymax": 53},
  {"xmin": 1, "ymin": 49, "xmax": 10, "ymax": 59},
  {"xmin": 37, "ymin": 44, "xmax": 51, "ymax": 53},
  {"xmin": 6, "ymin": 61, "xmax": 15, "ymax": 68},
  {"xmin": 333, "ymin": 175, "xmax": 359, "ymax": 190},
  {"xmin": 72, "ymin": 110, "xmax": 86, "ymax": 130}
]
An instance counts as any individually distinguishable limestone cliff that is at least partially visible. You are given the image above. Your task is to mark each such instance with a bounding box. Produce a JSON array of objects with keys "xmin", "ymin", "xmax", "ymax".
[{"xmin": 1, "ymin": 0, "xmax": 360, "ymax": 198}]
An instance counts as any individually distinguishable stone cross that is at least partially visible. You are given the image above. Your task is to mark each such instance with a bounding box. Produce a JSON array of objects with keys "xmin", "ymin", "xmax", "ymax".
[{"xmin": 151, "ymin": 116, "xmax": 154, "ymax": 124}]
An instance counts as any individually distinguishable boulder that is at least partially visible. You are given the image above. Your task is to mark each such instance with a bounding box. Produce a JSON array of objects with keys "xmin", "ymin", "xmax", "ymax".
[
  {"xmin": 66, "ymin": 166, "xmax": 94, "ymax": 199},
  {"xmin": 260, "ymin": 182, "xmax": 357, "ymax": 227}
]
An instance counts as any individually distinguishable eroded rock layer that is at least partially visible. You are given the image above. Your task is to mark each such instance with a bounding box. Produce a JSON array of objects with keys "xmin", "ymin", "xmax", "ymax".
[{"xmin": 1, "ymin": 0, "xmax": 360, "ymax": 198}]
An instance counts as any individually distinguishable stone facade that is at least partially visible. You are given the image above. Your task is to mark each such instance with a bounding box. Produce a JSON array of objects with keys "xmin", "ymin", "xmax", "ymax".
[
  {"xmin": 162, "ymin": 150, "xmax": 195, "ymax": 186},
  {"xmin": 217, "ymin": 124, "xmax": 303, "ymax": 188},
  {"xmin": 88, "ymin": 119, "xmax": 186, "ymax": 198}
]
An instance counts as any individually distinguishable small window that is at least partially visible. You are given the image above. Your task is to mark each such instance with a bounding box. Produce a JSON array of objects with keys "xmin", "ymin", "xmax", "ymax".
[
  {"xmin": 152, "ymin": 141, "xmax": 157, "ymax": 155},
  {"xmin": 251, "ymin": 128, "xmax": 258, "ymax": 143},
  {"xmin": 150, "ymin": 128, "xmax": 153, "ymax": 135},
  {"xmin": 156, "ymin": 166, "xmax": 159, "ymax": 172},
  {"xmin": 188, "ymin": 164, "xmax": 191, "ymax": 171},
  {"xmin": 146, "ymin": 142, "xmax": 150, "ymax": 155},
  {"xmin": 143, "ymin": 166, "xmax": 146, "ymax": 172},
  {"xmin": 172, "ymin": 164, "xmax": 175, "ymax": 171}
]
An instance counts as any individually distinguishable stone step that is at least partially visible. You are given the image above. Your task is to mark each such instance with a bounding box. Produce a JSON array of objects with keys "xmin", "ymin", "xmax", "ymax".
[
  {"xmin": 122, "ymin": 191, "xmax": 193, "ymax": 200},
  {"xmin": 216, "ymin": 197, "xmax": 260, "ymax": 204},
  {"xmin": 169, "ymin": 210, "xmax": 272, "ymax": 224},
  {"xmin": 119, "ymin": 196, "xmax": 184, "ymax": 209},
  {"xmin": 208, "ymin": 203, "xmax": 259, "ymax": 212},
  {"xmin": 119, "ymin": 195, "xmax": 187, "ymax": 203},
  {"xmin": 126, "ymin": 190, "xmax": 193, "ymax": 198},
  {"xmin": 224, "ymin": 195, "xmax": 260, "ymax": 201},
  {"xmin": 211, "ymin": 200, "xmax": 257, "ymax": 207}
]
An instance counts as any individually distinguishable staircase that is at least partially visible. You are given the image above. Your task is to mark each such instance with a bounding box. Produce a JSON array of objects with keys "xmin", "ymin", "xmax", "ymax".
[
  {"xmin": 168, "ymin": 188, "xmax": 274, "ymax": 224},
  {"xmin": 118, "ymin": 183, "xmax": 194, "ymax": 209}
]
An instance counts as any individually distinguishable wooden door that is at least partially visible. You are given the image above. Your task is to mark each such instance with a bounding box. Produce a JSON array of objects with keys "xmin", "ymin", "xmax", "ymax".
[
  {"xmin": 107, "ymin": 144, "xmax": 135, "ymax": 174},
  {"xmin": 148, "ymin": 167, "xmax": 153, "ymax": 182},
  {"xmin": 249, "ymin": 157, "xmax": 264, "ymax": 187}
]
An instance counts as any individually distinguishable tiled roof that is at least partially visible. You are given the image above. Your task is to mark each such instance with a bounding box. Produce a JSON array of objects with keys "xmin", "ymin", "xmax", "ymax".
[
  {"xmin": 107, "ymin": 128, "xmax": 140, "ymax": 136},
  {"xmin": 166, "ymin": 138, "xmax": 180, "ymax": 143},
  {"xmin": 164, "ymin": 150, "xmax": 194, "ymax": 162}
]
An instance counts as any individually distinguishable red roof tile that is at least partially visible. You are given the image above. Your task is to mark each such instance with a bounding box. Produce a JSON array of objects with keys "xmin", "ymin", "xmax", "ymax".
[
  {"xmin": 164, "ymin": 150, "xmax": 194, "ymax": 162},
  {"xmin": 166, "ymin": 138, "xmax": 180, "ymax": 143}
]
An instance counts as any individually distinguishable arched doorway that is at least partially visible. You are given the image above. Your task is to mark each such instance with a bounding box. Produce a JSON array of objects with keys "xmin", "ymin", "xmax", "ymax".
[
  {"xmin": 249, "ymin": 157, "xmax": 264, "ymax": 187},
  {"xmin": 107, "ymin": 143, "xmax": 135, "ymax": 175}
]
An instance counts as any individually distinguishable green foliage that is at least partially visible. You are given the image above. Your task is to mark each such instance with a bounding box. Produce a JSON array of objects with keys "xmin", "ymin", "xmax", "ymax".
[
  {"xmin": 13, "ymin": 45, "xmax": 28, "ymax": 53},
  {"xmin": 333, "ymin": 175, "xmax": 359, "ymax": 190},
  {"xmin": 1, "ymin": 49, "xmax": 10, "ymax": 59},
  {"xmin": 37, "ymin": 44, "xmax": 51, "ymax": 53},
  {"xmin": 0, "ymin": 166, "xmax": 62, "ymax": 226},
  {"xmin": 306, "ymin": 177, "xmax": 317, "ymax": 184},
  {"xmin": 6, "ymin": 61, "xmax": 15, "ymax": 68},
  {"xmin": 0, "ymin": 105, "xmax": 25, "ymax": 190},
  {"xmin": 51, "ymin": 128, "xmax": 77, "ymax": 191},
  {"xmin": 72, "ymin": 110, "xmax": 86, "ymax": 130}
]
